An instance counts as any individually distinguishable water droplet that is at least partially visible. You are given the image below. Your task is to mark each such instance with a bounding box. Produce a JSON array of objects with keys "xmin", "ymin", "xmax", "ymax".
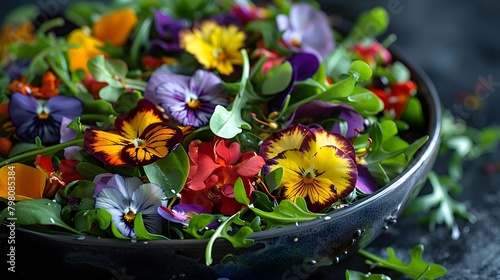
[
  {"xmin": 307, "ymin": 260, "xmax": 317, "ymax": 265},
  {"xmin": 343, "ymin": 251, "xmax": 348, "ymax": 255},
  {"xmin": 131, "ymin": 239, "xmax": 138, "ymax": 243},
  {"xmin": 49, "ymin": 218, "xmax": 55, "ymax": 224},
  {"xmin": 179, "ymin": 274, "xmax": 186, "ymax": 278},
  {"xmin": 143, "ymin": 241, "xmax": 149, "ymax": 245},
  {"xmin": 293, "ymin": 237, "xmax": 299, "ymax": 242},
  {"xmin": 76, "ymin": 236, "xmax": 85, "ymax": 240},
  {"xmin": 354, "ymin": 229, "xmax": 363, "ymax": 238},
  {"xmin": 335, "ymin": 257, "xmax": 340, "ymax": 263},
  {"xmin": 451, "ymin": 223, "xmax": 461, "ymax": 240},
  {"xmin": 324, "ymin": 216, "xmax": 331, "ymax": 221}
]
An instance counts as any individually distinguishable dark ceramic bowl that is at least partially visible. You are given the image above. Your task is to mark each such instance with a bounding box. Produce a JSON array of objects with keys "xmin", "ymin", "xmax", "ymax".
[{"xmin": 4, "ymin": 48, "xmax": 441, "ymax": 280}]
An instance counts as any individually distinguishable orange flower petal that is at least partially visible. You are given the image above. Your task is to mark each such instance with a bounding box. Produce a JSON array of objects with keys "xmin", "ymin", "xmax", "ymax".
[
  {"xmin": 67, "ymin": 28, "xmax": 107, "ymax": 73},
  {"xmin": 83, "ymin": 130, "xmax": 131, "ymax": 166},
  {"xmin": 92, "ymin": 8, "xmax": 138, "ymax": 47},
  {"xmin": 0, "ymin": 163, "xmax": 48, "ymax": 201}
]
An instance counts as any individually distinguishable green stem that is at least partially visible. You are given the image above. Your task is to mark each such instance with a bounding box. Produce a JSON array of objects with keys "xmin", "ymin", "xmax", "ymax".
[
  {"xmin": 123, "ymin": 77, "xmax": 148, "ymax": 91},
  {"xmin": 0, "ymin": 139, "xmax": 84, "ymax": 167},
  {"xmin": 47, "ymin": 58, "xmax": 80, "ymax": 95}
]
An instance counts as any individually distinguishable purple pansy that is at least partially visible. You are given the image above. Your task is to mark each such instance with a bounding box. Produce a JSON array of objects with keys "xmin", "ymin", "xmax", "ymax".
[
  {"xmin": 276, "ymin": 3, "xmax": 334, "ymax": 60},
  {"xmin": 293, "ymin": 100, "xmax": 365, "ymax": 139},
  {"xmin": 8, "ymin": 92, "xmax": 83, "ymax": 145},
  {"xmin": 151, "ymin": 10, "xmax": 186, "ymax": 52},
  {"xmin": 158, "ymin": 202, "xmax": 217, "ymax": 228},
  {"xmin": 94, "ymin": 174, "xmax": 165, "ymax": 238},
  {"xmin": 268, "ymin": 52, "xmax": 319, "ymax": 112},
  {"xmin": 145, "ymin": 69, "xmax": 227, "ymax": 127}
]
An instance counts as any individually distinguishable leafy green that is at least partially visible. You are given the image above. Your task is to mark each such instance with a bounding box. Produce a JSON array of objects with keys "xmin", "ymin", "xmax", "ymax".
[
  {"xmin": 143, "ymin": 145, "xmax": 190, "ymax": 198},
  {"xmin": 205, "ymin": 211, "xmax": 254, "ymax": 266},
  {"xmin": 0, "ymin": 199, "xmax": 80, "ymax": 234},
  {"xmin": 359, "ymin": 244, "xmax": 447, "ymax": 279},
  {"xmin": 345, "ymin": 270, "xmax": 390, "ymax": 280},
  {"xmin": 210, "ymin": 49, "xmax": 252, "ymax": 138},
  {"xmin": 405, "ymin": 111, "xmax": 500, "ymax": 234}
]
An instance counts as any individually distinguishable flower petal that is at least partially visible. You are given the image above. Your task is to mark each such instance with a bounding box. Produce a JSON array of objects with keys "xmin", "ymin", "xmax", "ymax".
[
  {"xmin": 0, "ymin": 163, "xmax": 47, "ymax": 200},
  {"xmin": 120, "ymin": 122, "xmax": 183, "ymax": 166},
  {"xmin": 259, "ymin": 124, "xmax": 314, "ymax": 161},
  {"xmin": 115, "ymin": 99, "xmax": 165, "ymax": 140},
  {"xmin": 92, "ymin": 8, "xmax": 138, "ymax": 47},
  {"xmin": 84, "ymin": 129, "xmax": 132, "ymax": 166},
  {"xmin": 303, "ymin": 128, "xmax": 356, "ymax": 160},
  {"xmin": 8, "ymin": 92, "xmax": 40, "ymax": 126}
]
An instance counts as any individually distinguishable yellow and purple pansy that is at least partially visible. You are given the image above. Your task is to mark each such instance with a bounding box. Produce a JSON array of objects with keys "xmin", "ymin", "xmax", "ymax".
[
  {"xmin": 83, "ymin": 99, "xmax": 183, "ymax": 167},
  {"xmin": 260, "ymin": 124, "xmax": 358, "ymax": 212}
]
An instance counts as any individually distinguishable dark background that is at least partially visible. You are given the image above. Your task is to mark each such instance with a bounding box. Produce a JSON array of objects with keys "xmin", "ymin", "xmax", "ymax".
[{"xmin": 2, "ymin": 1, "xmax": 500, "ymax": 279}]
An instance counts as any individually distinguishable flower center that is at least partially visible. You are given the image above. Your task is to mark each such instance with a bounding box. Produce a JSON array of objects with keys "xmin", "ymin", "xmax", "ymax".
[
  {"xmin": 133, "ymin": 138, "xmax": 145, "ymax": 148},
  {"xmin": 290, "ymin": 32, "xmax": 302, "ymax": 47},
  {"xmin": 38, "ymin": 112, "xmax": 50, "ymax": 119},
  {"xmin": 213, "ymin": 48, "xmax": 227, "ymax": 61},
  {"xmin": 187, "ymin": 99, "xmax": 201, "ymax": 109},
  {"xmin": 123, "ymin": 209, "xmax": 136, "ymax": 223}
]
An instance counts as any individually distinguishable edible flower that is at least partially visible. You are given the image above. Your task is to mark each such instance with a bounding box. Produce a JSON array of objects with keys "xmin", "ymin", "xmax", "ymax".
[
  {"xmin": 179, "ymin": 21, "xmax": 245, "ymax": 75},
  {"xmin": 0, "ymin": 155, "xmax": 85, "ymax": 201},
  {"xmin": 276, "ymin": 3, "xmax": 334, "ymax": 60},
  {"xmin": 261, "ymin": 124, "xmax": 358, "ymax": 212},
  {"xmin": 145, "ymin": 69, "xmax": 227, "ymax": 127},
  {"xmin": 158, "ymin": 202, "xmax": 211, "ymax": 227},
  {"xmin": 151, "ymin": 10, "xmax": 186, "ymax": 52},
  {"xmin": 181, "ymin": 137, "xmax": 265, "ymax": 215},
  {"xmin": 94, "ymin": 174, "xmax": 165, "ymax": 238},
  {"xmin": 8, "ymin": 92, "xmax": 83, "ymax": 145},
  {"xmin": 83, "ymin": 99, "xmax": 183, "ymax": 167}
]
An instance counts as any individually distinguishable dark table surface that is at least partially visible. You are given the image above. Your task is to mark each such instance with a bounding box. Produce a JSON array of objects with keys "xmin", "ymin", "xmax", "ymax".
[{"xmin": 2, "ymin": 1, "xmax": 500, "ymax": 280}]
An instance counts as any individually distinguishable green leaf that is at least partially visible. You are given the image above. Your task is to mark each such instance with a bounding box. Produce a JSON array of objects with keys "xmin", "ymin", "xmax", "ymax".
[
  {"xmin": 82, "ymin": 208, "xmax": 112, "ymax": 231},
  {"xmin": 251, "ymin": 191, "xmax": 275, "ymax": 212},
  {"xmin": 0, "ymin": 199, "xmax": 80, "ymax": 234},
  {"xmin": 264, "ymin": 167, "xmax": 283, "ymax": 193},
  {"xmin": 261, "ymin": 62, "xmax": 293, "ymax": 95},
  {"xmin": 66, "ymin": 117, "xmax": 85, "ymax": 139},
  {"xmin": 359, "ymin": 244, "xmax": 447, "ymax": 280},
  {"xmin": 234, "ymin": 177, "xmax": 250, "ymax": 206},
  {"xmin": 249, "ymin": 197, "xmax": 324, "ymax": 229},
  {"xmin": 87, "ymin": 55, "xmax": 128, "ymax": 87},
  {"xmin": 348, "ymin": 7, "xmax": 389, "ymax": 40},
  {"xmin": 98, "ymin": 85, "xmax": 127, "ymax": 103},
  {"xmin": 390, "ymin": 61, "xmax": 411, "ymax": 83},
  {"xmin": 114, "ymin": 90, "xmax": 141, "ymax": 114},
  {"xmin": 134, "ymin": 212, "xmax": 169, "ymax": 240},
  {"xmin": 185, "ymin": 214, "xmax": 218, "ymax": 239},
  {"xmin": 76, "ymin": 162, "xmax": 109, "ymax": 178},
  {"xmin": 205, "ymin": 211, "xmax": 254, "ymax": 266},
  {"xmin": 345, "ymin": 270, "xmax": 391, "ymax": 280},
  {"xmin": 350, "ymin": 60, "xmax": 373, "ymax": 81},
  {"xmin": 209, "ymin": 49, "xmax": 252, "ymax": 138},
  {"xmin": 400, "ymin": 96, "xmax": 425, "ymax": 130},
  {"xmin": 143, "ymin": 145, "xmax": 190, "ymax": 198}
]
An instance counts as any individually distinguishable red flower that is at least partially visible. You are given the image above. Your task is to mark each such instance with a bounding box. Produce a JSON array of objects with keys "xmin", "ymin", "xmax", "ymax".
[
  {"xmin": 82, "ymin": 74, "xmax": 108, "ymax": 99},
  {"xmin": 370, "ymin": 80, "xmax": 417, "ymax": 119},
  {"xmin": 181, "ymin": 137, "xmax": 265, "ymax": 215},
  {"xmin": 35, "ymin": 155, "xmax": 86, "ymax": 198}
]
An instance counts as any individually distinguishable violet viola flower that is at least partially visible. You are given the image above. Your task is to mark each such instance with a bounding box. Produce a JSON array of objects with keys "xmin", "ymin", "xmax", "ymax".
[
  {"xmin": 8, "ymin": 92, "xmax": 82, "ymax": 145},
  {"xmin": 293, "ymin": 100, "xmax": 365, "ymax": 139},
  {"xmin": 94, "ymin": 174, "xmax": 165, "ymax": 238},
  {"xmin": 158, "ymin": 201, "xmax": 218, "ymax": 228},
  {"xmin": 276, "ymin": 3, "xmax": 334, "ymax": 60},
  {"xmin": 145, "ymin": 69, "xmax": 227, "ymax": 127},
  {"xmin": 151, "ymin": 10, "xmax": 186, "ymax": 52},
  {"xmin": 268, "ymin": 52, "xmax": 319, "ymax": 112}
]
